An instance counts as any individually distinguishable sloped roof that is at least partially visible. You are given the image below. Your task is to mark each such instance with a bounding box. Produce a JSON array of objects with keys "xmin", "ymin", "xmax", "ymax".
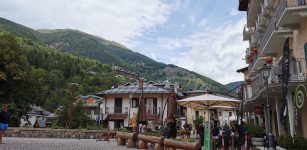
[{"xmin": 96, "ymin": 83, "xmax": 169, "ymax": 95}]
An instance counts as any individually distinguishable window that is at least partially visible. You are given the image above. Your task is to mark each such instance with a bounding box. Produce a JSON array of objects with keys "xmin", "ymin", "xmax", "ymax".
[
  {"xmin": 132, "ymin": 98, "xmax": 139, "ymax": 108},
  {"xmin": 153, "ymin": 98, "xmax": 157, "ymax": 114},
  {"xmin": 195, "ymin": 111, "xmax": 199, "ymax": 119},
  {"xmin": 94, "ymin": 108, "xmax": 99, "ymax": 115}
]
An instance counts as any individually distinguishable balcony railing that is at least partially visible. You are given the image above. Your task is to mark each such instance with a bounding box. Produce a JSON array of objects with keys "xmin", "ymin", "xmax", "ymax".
[
  {"xmin": 249, "ymin": 58, "xmax": 307, "ymax": 99},
  {"xmin": 276, "ymin": 0, "xmax": 307, "ymax": 23},
  {"xmin": 106, "ymin": 107, "xmax": 128, "ymax": 114},
  {"xmin": 259, "ymin": 17, "xmax": 276, "ymax": 53}
]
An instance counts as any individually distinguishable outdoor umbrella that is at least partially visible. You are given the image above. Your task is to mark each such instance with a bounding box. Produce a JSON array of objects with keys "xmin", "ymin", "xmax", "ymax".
[
  {"xmin": 167, "ymin": 86, "xmax": 176, "ymax": 124},
  {"xmin": 178, "ymin": 93, "xmax": 240, "ymax": 122}
]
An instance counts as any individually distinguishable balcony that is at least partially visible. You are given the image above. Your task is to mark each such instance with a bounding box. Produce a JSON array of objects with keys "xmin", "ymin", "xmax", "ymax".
[
  {"xmin": 248, "ymin": 58, "xmax": 307, "ymax": 100},
  {"xmin": 249, "ymin": 17, "xmax": 292, "ymax": 75},
  {"xmin": 247, "ymin": 0, "xmax": 262, "ymax": 27},
  {"xmin": 243, "ymin": 25, "xmax": 254, "ymax": 41},
  {"xmin": 276, "ymin": 0, "xmax": 307, "ymax": 28},
  {"xmin": 105, "ymin": 107, "xmax": 128, "ymax": 120}
]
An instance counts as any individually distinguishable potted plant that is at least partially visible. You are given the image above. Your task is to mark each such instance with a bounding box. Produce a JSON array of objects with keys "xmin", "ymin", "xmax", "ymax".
[{"xmin": 244, "ymin": 123, "xmax": 265, "ymax": 146}]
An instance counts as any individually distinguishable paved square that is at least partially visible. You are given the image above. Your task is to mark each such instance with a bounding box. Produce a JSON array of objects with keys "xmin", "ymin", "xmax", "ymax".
[{"xmin": 0, "ymin": 137, "xmax": 141, "ymax": 150}]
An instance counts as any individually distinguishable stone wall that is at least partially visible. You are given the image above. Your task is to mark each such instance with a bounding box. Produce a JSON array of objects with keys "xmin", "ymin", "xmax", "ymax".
[{"xmin": 4, "ymin": 127, "xmax": 102, "ymax": 139}]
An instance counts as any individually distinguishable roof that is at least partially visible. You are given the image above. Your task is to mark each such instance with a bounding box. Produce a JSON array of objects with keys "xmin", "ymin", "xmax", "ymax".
[
  {"xmin": 238, "ymin": 0, "xmax": 248, "ymax": 11},
  {"xmin": 27, "ymin": 106, "xmax": 54, "ymax": 117},
  {"xmin": 96, "ymin": 83, "xmax": 170, "ymax": 95},
  {"xmin": 236, "ymin": 67, "xmax": 248, "ymax": 73}
]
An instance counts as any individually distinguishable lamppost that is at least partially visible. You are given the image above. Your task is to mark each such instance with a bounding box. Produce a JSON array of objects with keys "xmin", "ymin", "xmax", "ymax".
[
  {"xmin": 96, "ymin": 98, "xmax": 103, "ymax": 141},
  {"xmin": 261, "ymin": 64, "xmax": 275, "ymax": 150},
  {"xmin": 68, "ymin": 83, "xmax": 78, "ymax": 129},
  {"xmin": 97, "ymin": 98, "xmax": 103, "ymax": 129}
]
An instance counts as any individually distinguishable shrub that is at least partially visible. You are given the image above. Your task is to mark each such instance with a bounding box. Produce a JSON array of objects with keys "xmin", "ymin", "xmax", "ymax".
[
  {"xmin": 244, "ymin": 122, "xmax": 265, "ymax": 138},
  {"xmin": 278, "ymin": 134, "xmax": 307, "ymax": 150}
]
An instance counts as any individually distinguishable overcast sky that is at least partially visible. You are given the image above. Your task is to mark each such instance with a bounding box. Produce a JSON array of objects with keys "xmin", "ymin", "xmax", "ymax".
[{"xmin": 0, "ymin": 0, "xmax": 248, "ymax": 84}]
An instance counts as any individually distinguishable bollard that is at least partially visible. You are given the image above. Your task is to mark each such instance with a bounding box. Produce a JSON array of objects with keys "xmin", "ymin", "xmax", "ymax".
[
  {"xmin": 244, "ymin": 133, "xmax": 248, "ymax": 150},
  {"xmin": 222, "ymin": 133, "xmax": 225, "ymax": 150},
  {"xmin": 231, "ymin": 134, "xmax": 234, "ymax": 150}
]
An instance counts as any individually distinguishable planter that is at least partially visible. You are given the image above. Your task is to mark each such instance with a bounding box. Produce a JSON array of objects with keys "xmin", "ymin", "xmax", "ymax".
[
  {"xmin": 164, "ymin": 138, "xmax": 201, "ymax": 150},
  {"xmin": 138, "ymin": 134, "xmax": 164, "ymax": 150},
  {"xmin": 276, "ymin": 146, "xmax": 287, "ymax": 150},
  {"xmin": 116, "ymin": 131, "xmax": 138, "ymax": 147},
  {"xmin": 252, "ymin": 137, "xmax": 265, "ymax": 146}
]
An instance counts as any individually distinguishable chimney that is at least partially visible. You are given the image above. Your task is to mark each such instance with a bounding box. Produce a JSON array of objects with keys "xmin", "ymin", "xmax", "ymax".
[{"xmin": 138, "ymin": 79, "xmax": 143, "ymax": 89}]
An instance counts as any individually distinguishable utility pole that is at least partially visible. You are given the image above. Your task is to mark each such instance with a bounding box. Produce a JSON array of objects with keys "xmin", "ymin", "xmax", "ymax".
[{"xmin": 68, "ymin": 83, "xmax": 78, "ymax": 129}]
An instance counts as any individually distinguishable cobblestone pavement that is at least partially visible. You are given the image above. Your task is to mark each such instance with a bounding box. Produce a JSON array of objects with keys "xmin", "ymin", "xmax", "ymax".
[{"xmin": 0, "ymin": 137, "xmax": 143, "ymax": 150}]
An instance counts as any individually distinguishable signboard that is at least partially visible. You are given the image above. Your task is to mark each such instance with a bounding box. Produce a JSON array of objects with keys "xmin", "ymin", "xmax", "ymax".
[
  {"xmin": 281, "ymin": 38, "xmax": 290, "ymax": 124},
  {"xmin": 204, "ymin": 122, "xmax": 211, "ymax": 150},
  {"xmin": 293, "ymin": 84, "xmax": 306, "ymax": 134}
]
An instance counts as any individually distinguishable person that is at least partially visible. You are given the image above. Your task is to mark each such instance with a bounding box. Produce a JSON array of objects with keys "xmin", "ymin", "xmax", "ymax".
[
  {"xmin": 0, "ymin": 104, "xmax": 10, "ymax": 144},
  {"xmin": 197, "ymin": 124, "xmax": 204, "ymax": 146},
  {"xmin": 237, "ymin": 122, "xmax": 246, "ymax": 149},
  {"xmin": 222, "ymin": 123, "xmax": 231, "ymax": 150},
  {"xmin": 212, "ymin": 123, "xmax": 220, "ymax": 149}
]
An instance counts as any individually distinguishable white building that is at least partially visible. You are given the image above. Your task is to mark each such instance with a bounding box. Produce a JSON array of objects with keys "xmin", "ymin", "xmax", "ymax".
[{"xmin": 95, "ymin": 81, "xmax": 173, "ymax": 130}]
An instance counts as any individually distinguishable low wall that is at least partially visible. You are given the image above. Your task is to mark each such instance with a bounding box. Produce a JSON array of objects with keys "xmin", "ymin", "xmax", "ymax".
[{"xmin": 5, "ymin": 127, "xmax": 102, "ymax": 139}]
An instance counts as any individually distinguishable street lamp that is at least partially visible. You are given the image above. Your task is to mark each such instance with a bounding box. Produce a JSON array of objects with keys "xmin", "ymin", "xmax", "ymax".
[
  {"xmin": 97, "ymin": 98, "xmax": 103, "ymax": 129},
  {"xmin": 260, "ymin": 64, "xmax": 275, "ymax": 150}
]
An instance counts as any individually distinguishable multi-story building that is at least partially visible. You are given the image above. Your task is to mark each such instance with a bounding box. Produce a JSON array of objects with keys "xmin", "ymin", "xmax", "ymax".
[
  {"xmin": 238, "ymin": 0, "xmax": 307, "ymax": 139},
  {"xmin": 76, "ymin": 95, "xmax": 103, "ymax": 120},
  {"xmin": 95, "ymin": 80, "xmax": 177, "ymax": 130}
]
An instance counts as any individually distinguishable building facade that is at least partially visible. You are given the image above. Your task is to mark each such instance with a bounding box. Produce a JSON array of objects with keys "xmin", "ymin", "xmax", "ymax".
[
  {"xmin": 95, "ymin": 81, "xmax": 174, "ymax": 130},
  {"xmin": 238, "ymin": 0, "xmax": 307, "ymax": 139}
]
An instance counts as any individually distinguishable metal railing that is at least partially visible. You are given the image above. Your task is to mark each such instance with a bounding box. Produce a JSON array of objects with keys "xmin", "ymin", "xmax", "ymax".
[
  {"xmin": 276, "ymin": 0, "xmax": 307, "ymax": 22},
  {"xmin": 106, "ymin": 107, "xmax": 128, "ymax": 114},
  {"xmin": 250, "ymin": 58, "xmax": 307, "ymax": 99},
  {"xmin": 259, "ymin": 17, "xmax": 276, "ymax": 53}
]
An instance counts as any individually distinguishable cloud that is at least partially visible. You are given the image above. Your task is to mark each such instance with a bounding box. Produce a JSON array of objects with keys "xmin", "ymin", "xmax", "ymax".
[
  {"xmin": 0, "ymin": 0, "xmax": 171, "ymax": 48},
  {"xmin": 229, "ymin": 8, "xmax": 240, "ymax": 16},
  {"xmin": 156, "ymin": 18, "xmax": 248, "ymax": 84},
  {"xmin": 198, "ymin": 18, "xmax": 208, "ymax": 27}
]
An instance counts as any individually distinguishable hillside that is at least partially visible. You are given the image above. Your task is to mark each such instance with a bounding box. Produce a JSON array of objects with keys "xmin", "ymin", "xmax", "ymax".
[
  {"xmin": 225, "ymin": 81, "xmax": 243, "ymax": 90},
  {"xmin": 0, "ymin": 17, "xmax": 231, "ymax": 93}
]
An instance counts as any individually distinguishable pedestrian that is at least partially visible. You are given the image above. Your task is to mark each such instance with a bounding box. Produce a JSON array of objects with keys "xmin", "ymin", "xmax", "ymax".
[
  {"xmin": 0, "ymin": 104, "xmax": 10, "ymax": 144},
  {"xmin": 222, "ymin": 123, "xmax": 231, "ymax": 150}
]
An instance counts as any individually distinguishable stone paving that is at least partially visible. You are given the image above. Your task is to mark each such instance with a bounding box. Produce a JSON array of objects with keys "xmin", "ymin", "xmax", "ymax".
[{"xmin": 0, "ymin": 137, "xmax": 142, "ymax": 150}]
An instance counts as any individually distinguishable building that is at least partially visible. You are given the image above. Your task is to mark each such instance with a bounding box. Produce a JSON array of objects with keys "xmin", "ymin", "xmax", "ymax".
[
  {"xmin": 76, "ymin": 95, "xmax": 103, "ymax": 120},
  {"xmin": 182, "ymin": 89, "xmax": 237, "ymax": 128},
  {"xmin": 95, "ymin": 80, "xmax": 178, "ymax": 130},
  {"xmin": 20, "ymin": 106, "xmax": 55, "ymax": 128},
  {"xmin": 238, "ymin": 0, "xmax": 307, "ymax": 139}
]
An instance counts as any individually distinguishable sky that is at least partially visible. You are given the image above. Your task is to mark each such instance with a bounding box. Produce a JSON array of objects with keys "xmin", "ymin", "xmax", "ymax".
[{"xmin": 0, "ymin": 0, "xmax": 248, "ymax": 84}]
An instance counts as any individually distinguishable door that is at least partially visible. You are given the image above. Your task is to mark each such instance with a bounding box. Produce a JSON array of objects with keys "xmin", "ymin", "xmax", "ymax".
[
  {"xmin": 153, "ymin": 98, "xmax": 157, "ymax": 114},
  {"xmin": 114, "ymin": 98, "xmax": 122, "ymax": 114}
]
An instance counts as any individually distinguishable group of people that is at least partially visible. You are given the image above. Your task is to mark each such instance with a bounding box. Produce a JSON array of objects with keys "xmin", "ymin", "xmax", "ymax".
[
  {"xmin": 210, "ymin": 121, "xmax": 246, "ymax": 149},
  {"xmin": 0, "ymin": 104, "xmax": 10, "ymax": 144}
]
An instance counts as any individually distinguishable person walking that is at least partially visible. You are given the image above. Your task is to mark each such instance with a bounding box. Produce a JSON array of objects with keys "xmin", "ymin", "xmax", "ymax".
[{"xmin": 0, "ymin": 104, "xmax": 10, "ymax": 144}]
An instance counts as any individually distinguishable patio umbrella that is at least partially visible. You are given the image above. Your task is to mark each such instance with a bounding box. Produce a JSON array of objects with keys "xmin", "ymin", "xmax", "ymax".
[
  {"xmin": 178, "ymin": 93, "xmax": 240, "ymax": 122},
  {"xmin": 166, "ymin": 85, "xmax": 176, "ymax": 124},
  {"xmin": 138, "ymin": 80, "xmax": 147, "ymax": 123}
]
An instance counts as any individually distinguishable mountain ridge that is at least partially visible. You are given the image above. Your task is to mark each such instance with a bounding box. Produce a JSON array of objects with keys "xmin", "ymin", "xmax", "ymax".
[{"xmin": 0, "ymin": 17, "xmax": 232, "ymax": 93}]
